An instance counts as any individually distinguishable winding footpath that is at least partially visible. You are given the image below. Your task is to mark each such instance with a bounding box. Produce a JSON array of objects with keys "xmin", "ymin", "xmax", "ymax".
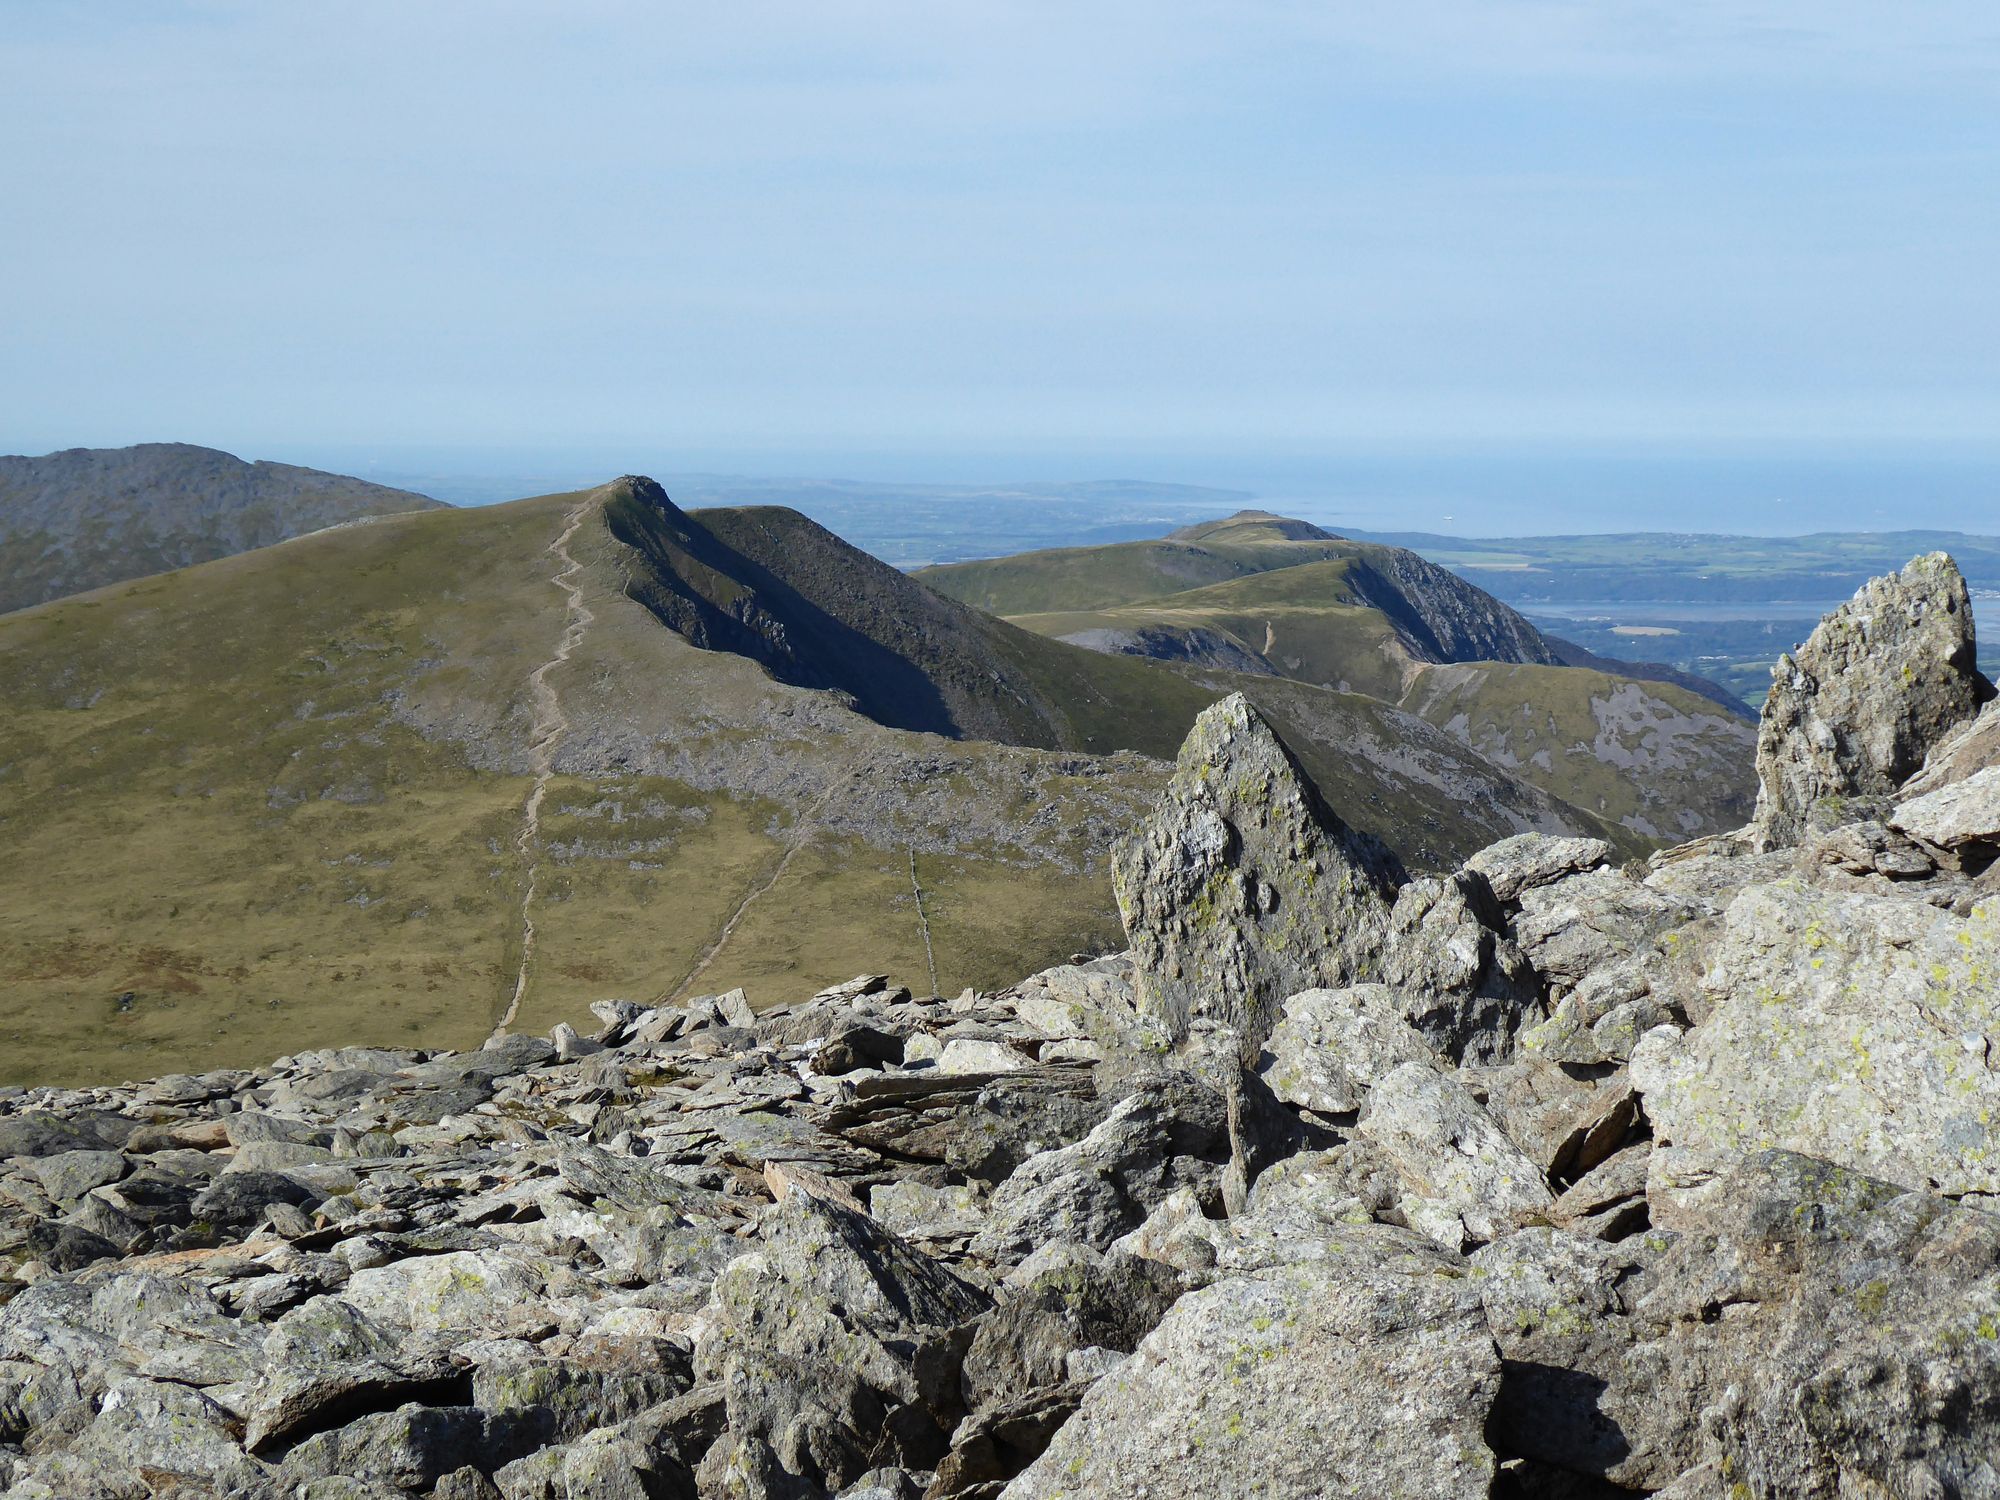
[{"xmin": 492, "ymin": 502, "xmax": 595, "ymax": 1038}]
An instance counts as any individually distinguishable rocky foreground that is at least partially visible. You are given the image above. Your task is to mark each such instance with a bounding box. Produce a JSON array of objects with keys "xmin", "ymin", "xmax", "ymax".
[{"xmin": 2, "ymin": 555, "xmax": 1998, "ymax": 1500}]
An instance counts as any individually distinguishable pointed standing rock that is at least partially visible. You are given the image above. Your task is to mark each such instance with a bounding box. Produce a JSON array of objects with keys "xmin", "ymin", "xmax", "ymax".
[
  {"xmin": 1111, "ymin": 693, "xmax": 1403, "ymax": 1052},
  {"xmin": 1751, "ymin": 552, "xmax": 1988, "ymax": 848}
]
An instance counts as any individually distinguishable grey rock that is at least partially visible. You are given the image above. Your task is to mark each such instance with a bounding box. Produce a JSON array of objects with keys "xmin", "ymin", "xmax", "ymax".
[
  {"xmin": 1514, "ymin": 871, "xmax": 1695, "ymax": 989},
  {"xmin": 1253, "ymin": 984, "xmax": 1439, "ymax": 1115},
  {"xmin": 0, "ymin": 1271, "xmax": 263, "ymax": 1387},
  {"xmin": 696, "ymin": 1192, "xmax": 990, "ymax": 1494},
  {"xmin": 1483, "ymin": 1152, "xmax": 2000, "ymax": 1496},
  {"xmin": 1752, "ymin": 552, "xmax": 1988, "ymax": 847},
  {"xmin": 1111, "ymin": 692, "xmax": 1401, "ymax": 1054},
  {"xmin": 1473, "ymin": 1227, "xmax": 1670, "ymax": 1483},
  {"xmin": 22, "ymin": 1220, "xmax": 122, "ymax": 1272},
  {"xmin": 826, "ymin": 1067, "xmax": 1104, "ymax": 1184},
  {"xmin": 935, "ymin": 1038, "xmax": 1028, "ymax": 1075},
  {"xmin": 340, "ymin": 1249, "xmax": 565, "ymax": 1338},
  {"xmin": 1380, "ymin": 872, "xmax": 1539, "ymax": 1063},
  {"xmin": 1549, "ymin": 1140, "xmax": 1652, "ymax": 1240},
  {"xmin": 278, "ymin": 1402, "xmax": 491, "ymax": 1492},
  {"xmin": 1357, "ymin": 1060, "xmax": 1555, "ymax": 1247},
  {"xmin": 960, "ymin": 1248, "xmax": 1186, "ymax": 1412},
  {"xmin": 189, "ymin": 1169, "xmax": 324, "ymax": 1238},
  {"xmin": 928, "ymin": 1383, "xmax": 1084, "ymax": 1499},
  {"xmin": 43, "ymin": 1372, "xmax": 272, "ymax": 1495},
  {"xmin": 1632, "ymin": 882, "xmax": 2000, "ymax": 1209},
  {"xmin": 971, "ymin": 1077, "xmax": 1230, "ymax": 1261},
  {"xmin": 25, "ymin": 1150, "xmax": 126, "ymax": 1206},
  {"xmin": 1892, "ymin": 763, "xmax": 2000, "ymax": 851},
  {"xmin": 1465, "ymin": 833, "xmax": 1614, "ymax": 903},
  {"xmin": 1000, "ymin": 1253, "xmax": 1500, "ymax": 1500}
]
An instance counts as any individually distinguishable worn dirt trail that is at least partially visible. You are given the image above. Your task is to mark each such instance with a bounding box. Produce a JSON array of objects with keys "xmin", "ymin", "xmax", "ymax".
[
  {"xmin": 492, "ymin": 502, "xmax": 595, "ymax": 1038},
  {"xmin": 668, "ymin": 762, "xmax": 866, "ymax": 1002}
]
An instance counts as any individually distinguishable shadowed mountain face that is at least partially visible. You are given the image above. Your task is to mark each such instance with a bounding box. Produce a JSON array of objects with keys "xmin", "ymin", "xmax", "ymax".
[
  {"xmin": 918, "ymin": 509, "xmax": 1566, "ymax": 679},
  {"xmin": 0, "ymin": 442, "xmax": 443, "ymax": 615},
  {"xmin": 0, "ymin": 477, "xmax": 1622, "ymax": 1084},
  {"xmin": 917, "ymin": 509, "xmax": 1758, "ymax": 838}
]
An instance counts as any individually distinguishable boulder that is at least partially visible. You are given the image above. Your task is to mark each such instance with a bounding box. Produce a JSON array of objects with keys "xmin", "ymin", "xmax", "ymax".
[
  {"xmin": 971, "ymin": 1077, "xmax": 1230, "ymax": 1262},
  {"xmin": 1892, "ymin": 763, "xmax": 2000, "ymax": 853},
  {"xmin": 1464, "ymin": 833, "xmax": 1614, "ymax": 904},
  {"xmin": 1110, "ymin": 693, "xmax": 1400, "ymax": 1053},
  {"xmin": 1379, "ymin": 872, "xmax": 1539, "ymax": 1063},
  {"xmin": 1478, "ymin": 1152, "xmax": 2000, "ymax": 1496},
  {"xmin": 1514, "ymin": 871, "xmax": 1694, "ymax": 990},
  {"xmin": 1253, "ymin": 984, "xmax": 1439, "ymax": 1115},
  {"xmin": 999, "ymin": 1254, "xmax": 1501, "ymax": 1500},
  {"xmin": 1357, "ymin": 1061, "xmax": 1555, "ymax": 1247},
  {"xmin": 1751, "ymin": 552, "xmax": 1988, "ymax": 847},
  {"xmin": 695, "ymin": 1192, "xmax": 991, "ymax": 1494},
  {"xmin": 959, "ymin": 1247, "xmax": 1186, "ymax": 1412},
  {"xmin": 1632, "ymin": 882, "xmax": 2000, "ymax": 1208}
]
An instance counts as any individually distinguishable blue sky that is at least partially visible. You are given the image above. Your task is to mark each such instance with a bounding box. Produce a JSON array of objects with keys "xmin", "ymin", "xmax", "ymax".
[{"xmin": 4, "ymin": 2, "xmax": 2000, "ymax": 499}]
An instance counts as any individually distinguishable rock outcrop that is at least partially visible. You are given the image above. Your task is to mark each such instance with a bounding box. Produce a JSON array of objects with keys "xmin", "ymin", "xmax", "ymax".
[
  {"xmin": 1751, "ymin": 551, "xmax": 1989, "ymax": 846},
  {"xmin": 1110, "ymin": 692, "xmax": 1401, "ymax": 1052},
  {"xmin": 1, "ymin": 553, "xmax": 1996, "ymax": 1499}
]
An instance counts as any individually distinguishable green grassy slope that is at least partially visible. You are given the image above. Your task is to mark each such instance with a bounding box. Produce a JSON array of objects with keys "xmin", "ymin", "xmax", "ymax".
[
  {"xmin": 0, "ymin": 481, "xmax": 1614, "ymax": 1085},
  {"xmin": 919, "ymin": 509, "xmax": 1756, "ymax": 836},
  {"xmin": 1396, "ymin": 661, "xmax": 1758, "ymax": 840}
]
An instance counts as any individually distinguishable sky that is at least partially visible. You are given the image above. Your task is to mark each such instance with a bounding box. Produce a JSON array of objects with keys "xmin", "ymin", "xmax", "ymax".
[{"xmin": 4, "ymin": 1, "xmax": 2000, "ymax": 528}]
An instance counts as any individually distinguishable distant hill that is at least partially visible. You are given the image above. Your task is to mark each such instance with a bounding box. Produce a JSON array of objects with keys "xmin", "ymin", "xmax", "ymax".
[
  {"xmin": 0, "ymin": 442, "xmax": 443, "ymax": 614},
  {"xmin": 918, "ymin": 510, "xmax": 1757, "ymax": 838},
  {"xmin": 0, "ymin": 478, "xmax": 1612, "ymax": 1084}
]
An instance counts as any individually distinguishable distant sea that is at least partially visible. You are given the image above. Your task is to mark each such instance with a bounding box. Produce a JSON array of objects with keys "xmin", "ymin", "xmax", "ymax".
[
  {"xmin": 306, "ymin": 441, "xmax": 1999, "ymax": 540},
  {"xmin": 1530, "ymin": 597, "xmax": 1997, "ymax": 641}
]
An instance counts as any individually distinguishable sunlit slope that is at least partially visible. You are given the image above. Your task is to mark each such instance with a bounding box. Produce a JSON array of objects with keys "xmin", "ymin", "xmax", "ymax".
[
  {"xmin": 920, "ymin": 510, "xmax": 1755, "ymax": 838},
  {"xmin": 0, "ymin": 482, "xmax": 1624, "ymax": 1084},
  {"xmin": 0, "ymin": 489, "xmax": 1129, "ymax": 1082},
  {"xmin": 1396, "ymin": 661, "xmax": 1757, "ymax": 839}
]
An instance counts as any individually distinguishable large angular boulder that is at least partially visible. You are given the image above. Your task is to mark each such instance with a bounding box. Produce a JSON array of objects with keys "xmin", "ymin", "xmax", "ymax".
[
  {"xmin": 1254, "ymin": 984, "xmax": 1440, "ymax": 1116},
  {"xmin": 1358, "ymin": 1060, "xmax": 1555, "ymax": 1247},
  {"xmin": 1478, "ymin": 1153, "xmax": 2000, "ymax": 1497},
  {"xmin": 1379, "ymin": 872, "xmax": 1539, "ymax": 1062},
  {"xmin": 970, "ymin": 1076, "xmax": 1231, "ymax": 1262},
  {"xmin": 1632, "ymin": 881, "xmax": 2000, "ymax": 1210},
  {"xmin": 1892, "ymin": 764, "xmax": 2000, "ymax": 855},
  {"xmin": 999, "ymin": 1252, "xmax": 1501, "ymax": 1499},
  {"xmin": 1111, "ymin": 693, "xmax": 1401, "ymax": 1053},
  {"xmin": 1464, "ymin": 832, "xmax": 1614, "ymax": 904},
  {"xmin": 695, "ymin": 1192, "xmax": 991, "ymax": 1494},
  {"xmin": 1751, "ymin": 552, "xmax": 1987, "ymax": 848}
]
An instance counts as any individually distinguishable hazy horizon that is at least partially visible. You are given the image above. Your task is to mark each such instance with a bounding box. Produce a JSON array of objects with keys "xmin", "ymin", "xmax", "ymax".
[
  {"xmin": 6, "ymin": 1, "xmax": 2000, "ymax": 525},
  {"xmin": 11, "ymin": 435, "xmax": 1990, "ymax": 541}
]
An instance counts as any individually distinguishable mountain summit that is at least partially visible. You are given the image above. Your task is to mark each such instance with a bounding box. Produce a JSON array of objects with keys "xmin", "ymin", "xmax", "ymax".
[{"xmin": 0, "ymin": 477, "xmax": 1613, "ymax": 1084}]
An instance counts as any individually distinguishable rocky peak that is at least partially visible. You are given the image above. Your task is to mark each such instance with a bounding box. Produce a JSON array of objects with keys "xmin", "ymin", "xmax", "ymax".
[
  {"xmin": 1109, "ymin": 692, "xmax": 1402, "ymax": 1055},
  {"xmin": 1751, "ymin": 550, "xmax": 1990, "ymax": 847}
]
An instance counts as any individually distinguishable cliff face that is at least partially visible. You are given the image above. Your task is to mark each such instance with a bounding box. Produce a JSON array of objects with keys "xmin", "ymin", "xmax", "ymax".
[
  {"xmin": 0, "ymin": 554, "xmax": 1995, "ymax": 1499},
  {"xmin": 0, "ymin": 442, "xmax": 443, "ymax": 614}
]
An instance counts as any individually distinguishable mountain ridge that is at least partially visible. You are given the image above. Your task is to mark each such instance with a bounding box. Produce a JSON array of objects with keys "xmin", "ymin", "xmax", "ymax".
[
  {"xmin": 0, "ymin": 476, "xmax": 1632, "ymax": 1085},
  {"xmin": 0, "ymin": 441, "xmax": 443, "ymax": 615}
]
